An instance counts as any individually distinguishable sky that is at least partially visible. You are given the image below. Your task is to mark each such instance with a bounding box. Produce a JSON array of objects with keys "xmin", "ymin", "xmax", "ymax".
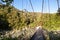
[{"xmin": 1, "ymin": 0, "xmax": 60, "ymax": 13}]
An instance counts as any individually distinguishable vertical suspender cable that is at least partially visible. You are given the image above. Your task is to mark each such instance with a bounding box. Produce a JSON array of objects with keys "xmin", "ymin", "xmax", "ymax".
[
  {"xmin": 56, "ymin": 0, "xmax": 59, "ymax": 27},
  {"xmin": 29, "ymin": 0, "xmax": 35, "ymax": 22},
  {"xmin": 48, "ymin": 0, "xmax": 50, "ymax": 13},
  {"xmin": 22, "ymin": 0, "xmax": 23, "ymax": 11},
  {"xmin": 48, "ymin": 0, "xmax": 50, "ymax": 20},
  {"xmin": 41, "ymin": 0, "xmax": 44, "ymax": 26},
  {"xmin": 29, "ymin": 0, "xmax": 34, "ymax": 12},
  {"xmin": 57, "ymin": 0, "xmax": 60, "ymax": 14},
  {"xmin": 22, "ymin": 0, "xmax": 23, "ymax": 15},
  {"xmin": 25, "ymin": 0, "xmax": 28, "ymax": 12},
  {"xmin": 48, "ymin": 0, "xmax": 51, "ymax": 30},
  {"xmin": 57, "ymin": 0, "xmax": 59, "ymax": 9},
  {"xmin": 42, "ymin": 0, "xmax": 44, "ymax": 13}
]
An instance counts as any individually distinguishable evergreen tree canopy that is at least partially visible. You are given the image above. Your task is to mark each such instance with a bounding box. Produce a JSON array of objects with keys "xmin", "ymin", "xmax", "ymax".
[{"xmin": 1, "ymin": 0, "xmax": 13, "ymax": 6}]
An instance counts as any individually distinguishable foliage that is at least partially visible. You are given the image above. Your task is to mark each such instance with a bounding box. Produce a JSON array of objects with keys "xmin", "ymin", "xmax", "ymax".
[
  {"xmin": 0, "ymin": 4, "xmax": 38, "ymax": 30},
  {"xmin": 0, "ymin": 4, "xmax": 60, "ymax": 40},
  {"xmin": 43, "ymin": 13, "xmax": 60, "ymax": 31},
  {"xmin": 0, "ymin": 4, "xmax": 60, "ymax": 31},
  {"xmin": 1, "ymin": 0, "xmax": 13, "ymax": 6}
]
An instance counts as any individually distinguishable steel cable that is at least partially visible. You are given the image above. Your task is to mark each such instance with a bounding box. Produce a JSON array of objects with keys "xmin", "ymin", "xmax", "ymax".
[
  {"xmin": 29, "ymin": 0, "xmax": 34, "ymax": 12},
  {"xmin": 57, "ymin": 0, "xmax": 59, "ymax": 9}
]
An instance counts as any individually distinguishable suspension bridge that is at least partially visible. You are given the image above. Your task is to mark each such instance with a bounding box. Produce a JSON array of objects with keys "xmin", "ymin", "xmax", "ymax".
[{"xmin": 0, "ymin": 0, "xmax": 60, "ymax": 40}]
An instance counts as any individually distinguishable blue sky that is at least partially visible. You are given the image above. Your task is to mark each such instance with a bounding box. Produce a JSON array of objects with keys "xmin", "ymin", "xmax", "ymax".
[{"xmin": 1, "ymin": 0, "xmax": 60, "ymax": 13}]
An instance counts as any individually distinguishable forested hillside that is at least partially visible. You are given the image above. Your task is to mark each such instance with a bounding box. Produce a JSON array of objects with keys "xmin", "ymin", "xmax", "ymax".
[
  {"xmin": 0, "ymin": 4, "xmax": 60, "ymax": 31},
  {"xmin": 0, "ymin": 4, "xmax": 60, "ymax": 40}
]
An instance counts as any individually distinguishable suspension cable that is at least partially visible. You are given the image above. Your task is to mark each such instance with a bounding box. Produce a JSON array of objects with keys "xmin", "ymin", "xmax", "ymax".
[
  {"xmin": 22, "ymin": 0, "xmax": 23, "ymax": 10},
  {"xmin": 57, "ymin": 0, "xmax": 59, "ymax": 9},
  {"xmin": 21, "ymin": 0, "xmax": 24, "ymax": 16},
  {"xmin": 42, "ymin": 0, "xmax": 44, "ymax": 13},
  {"xmin": 29, "ymin": 0, "xmax": 34, "ymax": 12},
  {"xmin": 48, "ymin": 0, "xmax": 50, "ymax": 13},
  {"xmin": 57, "ymin": 0, "xmax": 60, "ymax": 14},
  {"xmin": 41, "ymin": 0, "xmax": 44, "ymax": 26},
  {"xmin": 48, "ymin": 0, "xmax": 51, "ymax": 28}
]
